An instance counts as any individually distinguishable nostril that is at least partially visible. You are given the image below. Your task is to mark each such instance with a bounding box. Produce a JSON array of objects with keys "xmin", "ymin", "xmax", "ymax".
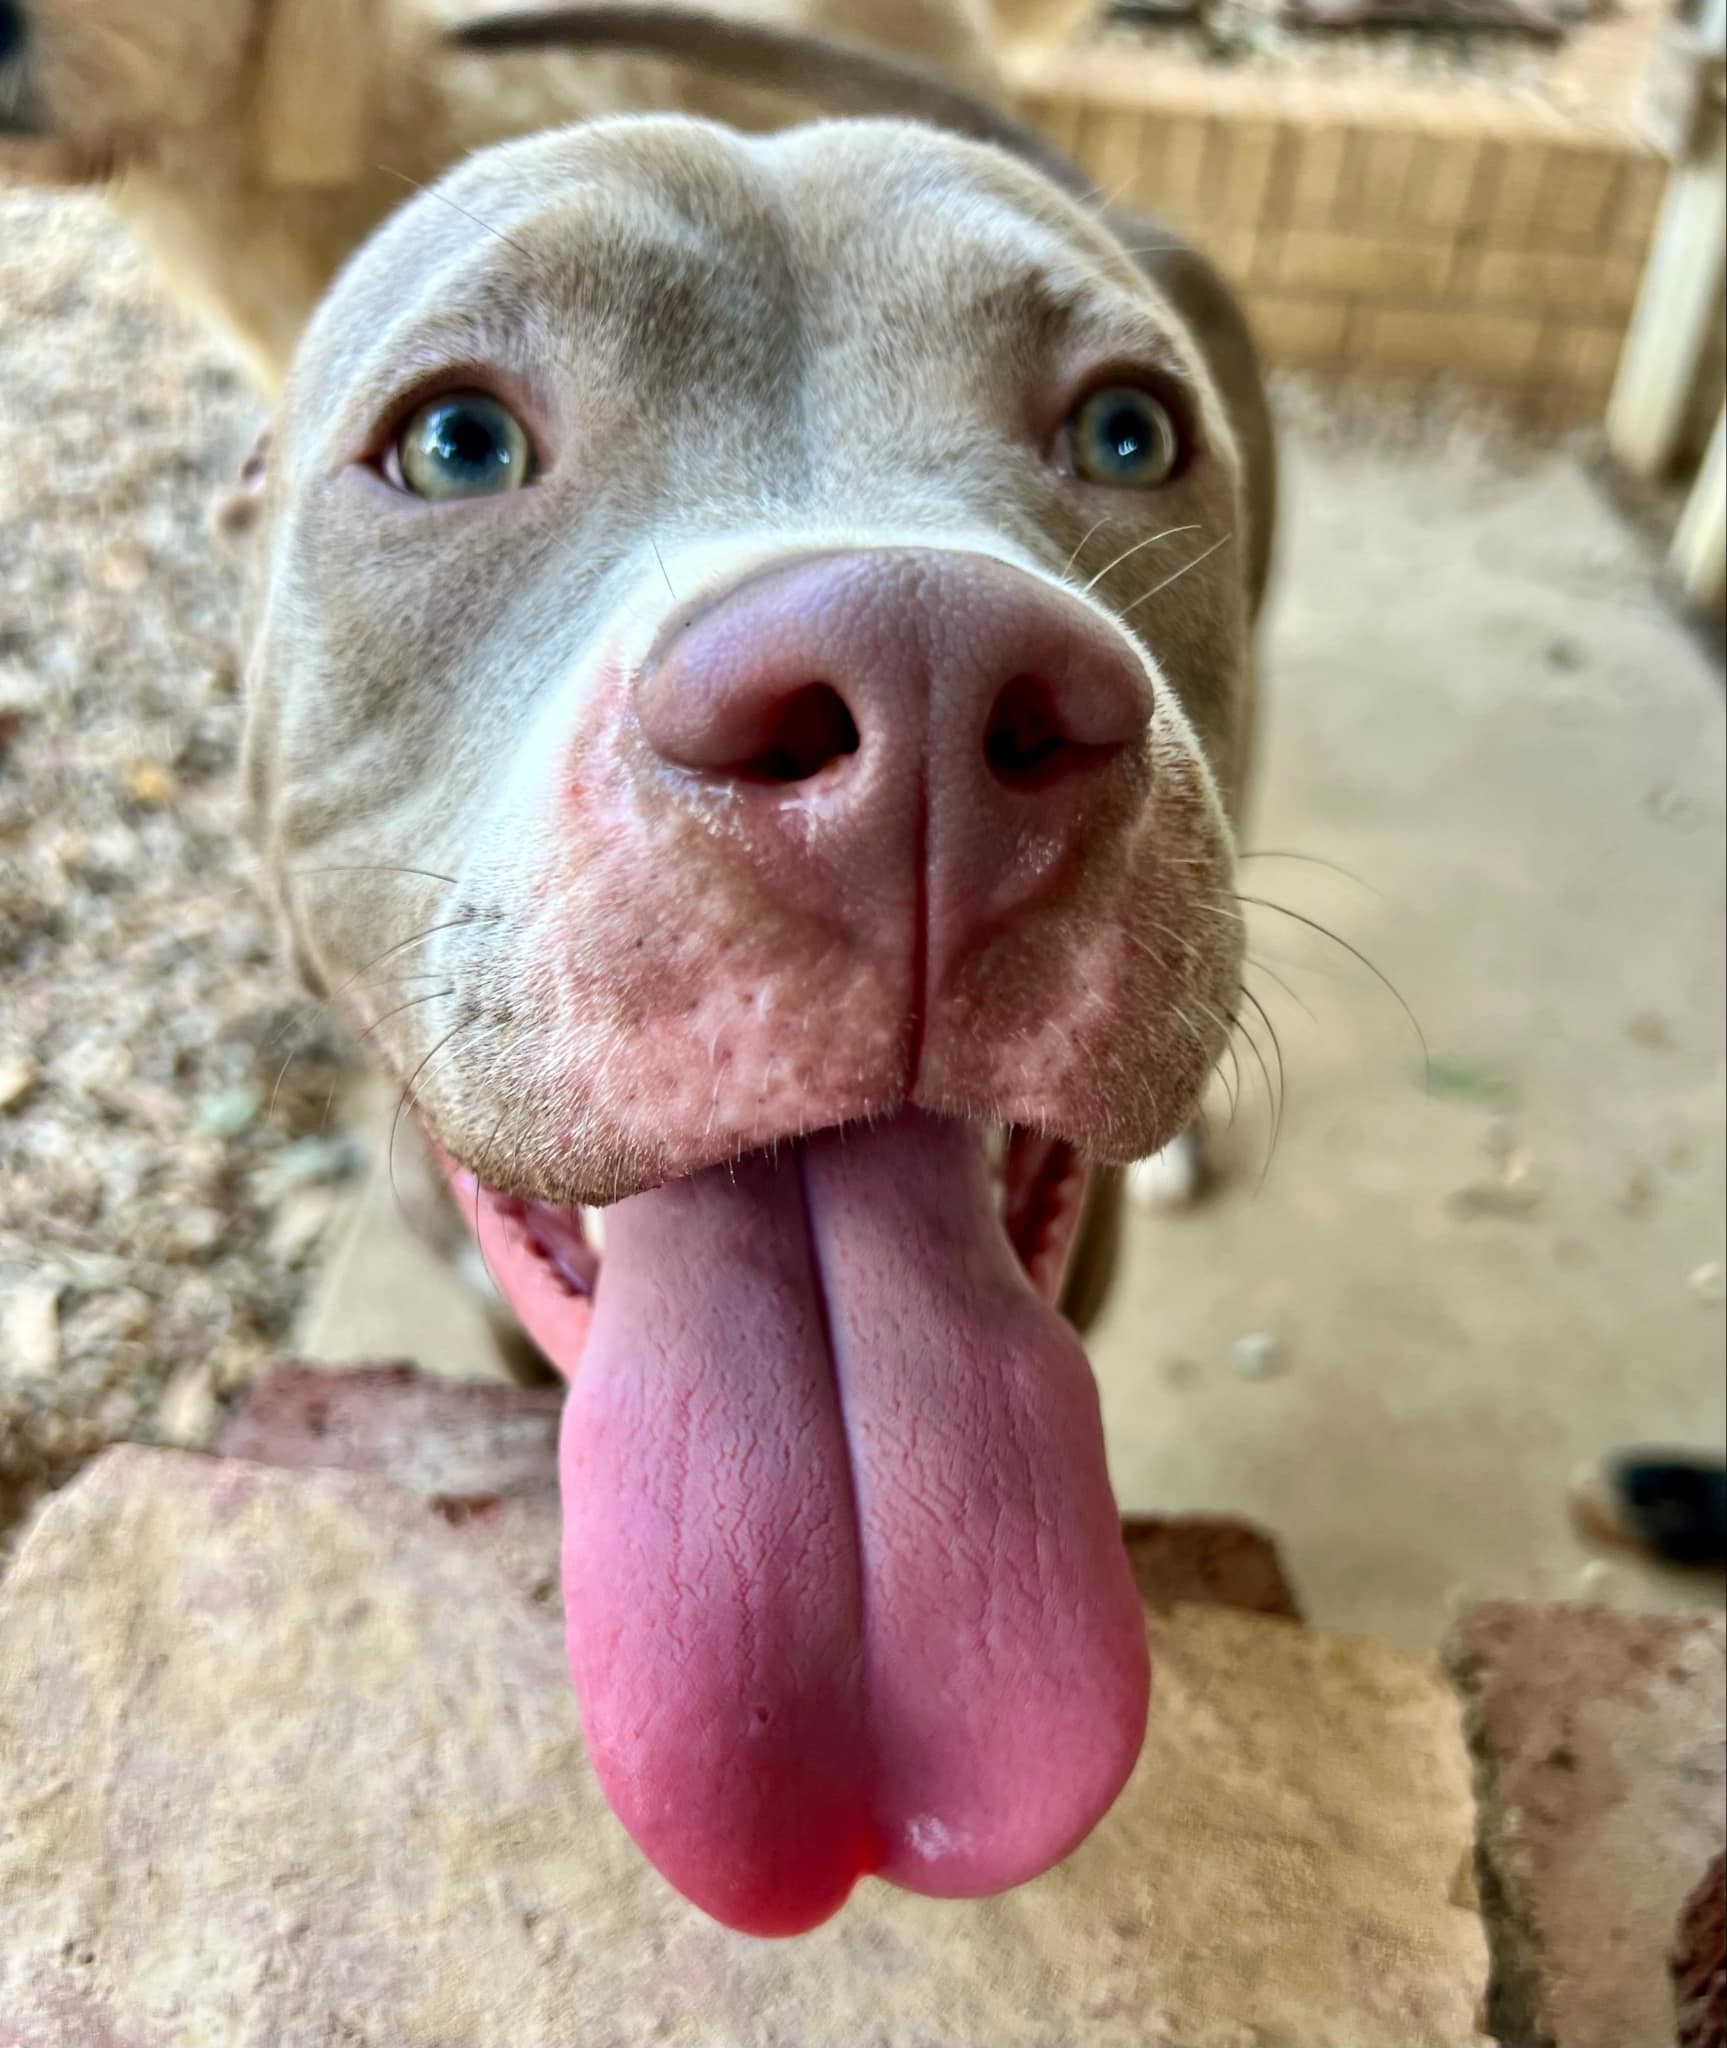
[
  {"xmin": 737, "ymin": 683, "xmax": 860, "ymax": 786},
  {"xmin": 985, "ymin": 676, "xmax": 1120, "ymax": 793}
]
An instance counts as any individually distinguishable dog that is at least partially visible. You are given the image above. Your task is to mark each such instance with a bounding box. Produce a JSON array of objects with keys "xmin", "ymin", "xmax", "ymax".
[
  {"xmin": 233, "ymin": 9, "xmax": 1275, "ymax": 1936},
  {"xmin": 0, "ymin": 0, "xmax": 1096, "ymax": 386}
]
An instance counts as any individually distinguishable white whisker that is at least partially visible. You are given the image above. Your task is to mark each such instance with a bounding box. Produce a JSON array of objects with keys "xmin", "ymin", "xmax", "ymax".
[
  {"xmin": 1116, "ymin": 531, "xmax": 1234, "ymax": 619},
  {"xmin": 1082, "ymin": 523, "xmax": 1201, "ymax": 594}
]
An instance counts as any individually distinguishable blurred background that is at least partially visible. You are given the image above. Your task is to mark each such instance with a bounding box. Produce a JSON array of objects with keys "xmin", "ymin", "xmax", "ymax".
[{"xmin": 1, "ymin": 0, "xmax": 1722, "ymax": 1655}]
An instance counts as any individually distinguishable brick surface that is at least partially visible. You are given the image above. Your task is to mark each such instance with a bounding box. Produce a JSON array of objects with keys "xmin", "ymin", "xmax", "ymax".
[
  {"xmin": 1203, "ymin": 226, "xmax": 1259, "ymax": 289},
  {"xmin": 1673, "ymin": 1852, "xmax": 1727, "ymax": 2048},
  {"xmin": 1018, "ymin": 78, "xmax": 1656, "ymax": 420},
  {"xmin": 1148, "ymin": 110, "xmax": 1212, "ymax": 217},
  {"xmin": 1287, "ymin": 122, "xmax": 1353, "ymax": 223},
  {"xmin": 1021, "ymin": 91, "xmax": 1086, "ymax": 156},
  {"xmin": 1538, "ymin": 146, "xmax": 1624, "ymax": 245},
  {"xmin": 1356, "ymin": 128, "xmax": 1422, "ymax": 223},
  {"xmin": 1275, "ymin": 228, "xmax": 1455, "ymax": 301},
  {"xmin": 1121, "ymin": 1513, "xmax": 1303, "ymax": 1619},
  {"xmin": 1212, "ymin": 120, "xmax": 1279, "ymax": 225},
  {"xmin": 1446, "ymin": 1602, "xmax": 1727, "ymax": 2048},
  {"xmin": 1552, "ymin": 323, "xmax": 1628, "ymax": 411},
  {"xmin": 215, "ymin": 1359, "xmax": 562, "ymax": 1499},
  {"xmin": 1486, "ymin": 138, "xmax": 1559, "ymax": 246},
  {"xmin": 1362, "ymin": 306, "xmax": 1544, "ymax": 386},
  {"xmin": 1405, "ymin": 132, "xmax": 1488, "ymax": 235},
  {"xmin": 1611, "ymin": 155, "xmax": 1669, "ymax": 249},
  {"xmin": 1243, "ymin": 292, "xmax": 1352, "ymax": 367},
  {"xmin": 1084, "ymin": 105, "xmax": 1152, "ymax": 212},
  {"xmin": 1466, "ymin": 246, "xmax": 1642, "ymax": 319},
  {"xmin": 0, "ymin": 1449, "xmax": 1488, "ymax": 2047}
]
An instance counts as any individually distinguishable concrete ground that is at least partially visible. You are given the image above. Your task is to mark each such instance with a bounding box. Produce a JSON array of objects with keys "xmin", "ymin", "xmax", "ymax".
[{"xmin": 303, "ymin": 397, "xmax": 1727, "ymax": 1654}]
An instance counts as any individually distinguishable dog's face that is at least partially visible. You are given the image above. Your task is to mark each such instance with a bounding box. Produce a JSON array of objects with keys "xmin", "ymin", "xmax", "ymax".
[
  {"xmin": 252, "ymin": 116, "xmax": 1247, "ymax": 1198},
  {"xmin": 0, "ymin": 0, "xmax": 257, "ymax": 176},
  {"xmin": 246, "ymin": 116, "xmax": 1252, "ymax": 1936}
]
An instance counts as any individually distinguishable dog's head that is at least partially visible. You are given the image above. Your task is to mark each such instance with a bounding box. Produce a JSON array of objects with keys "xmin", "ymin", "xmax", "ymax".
[
  {"xmin": 0, "ymin": 0, "xmax": 376, "ymax": 185},
  {"xmin": 251, "ymin": 113, "xmax": 1249, "ymax": 1197},
  {"xmin": 244, "ymin": 110, "xmax": 1259, "ymax": 1936}
]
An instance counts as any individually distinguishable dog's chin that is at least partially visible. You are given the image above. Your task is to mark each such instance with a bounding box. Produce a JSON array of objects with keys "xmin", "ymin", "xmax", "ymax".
[{"xmin": 419, "ymin": 1012, "xmax": 1220, "ymax": 1272}]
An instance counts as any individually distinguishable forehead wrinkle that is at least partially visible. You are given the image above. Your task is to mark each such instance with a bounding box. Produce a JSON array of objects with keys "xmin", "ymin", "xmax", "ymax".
[
  {"xmin": 779, "ymin": 158, "xmax": 1199, "ymax": 389},
  {"xmin": 295, "ymin": 201, "xmax": 746, "ymax": 466},
  {"xmin": 803, "ymin": 131, "xmax": 1217, "ymax": 399},
  {"xmin": 1060, "ymin": 290, "xmax": 1204, "ymax": 387}
]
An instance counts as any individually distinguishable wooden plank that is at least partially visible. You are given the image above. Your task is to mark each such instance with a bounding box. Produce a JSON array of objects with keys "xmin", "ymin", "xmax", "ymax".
[
  {"xmin": 1607, "ymin": 6, "xmax": 1727, "ymax": 478},
  {"xmin": 1670, "ymin": 403, "xmax": 1727, "ymax": 617}
]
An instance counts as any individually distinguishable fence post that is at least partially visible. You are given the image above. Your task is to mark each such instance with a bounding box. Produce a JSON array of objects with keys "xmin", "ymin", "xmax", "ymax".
[{"xmin": 1605, "ymin": 0, "xmax": 1727, "ymax": 479}]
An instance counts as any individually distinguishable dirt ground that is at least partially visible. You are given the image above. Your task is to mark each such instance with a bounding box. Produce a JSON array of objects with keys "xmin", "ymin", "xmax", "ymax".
[
  {"xmin": 2, "ymin": 187, "xmax": 1723, "ymax": 1648},
  {"xmin": 0, "ymin": 191, "xmax": 346, "ymax": 1547},
  {"xmin": 1090, "ymin": 389, "xmax": 1727, "ymax": 1649}
]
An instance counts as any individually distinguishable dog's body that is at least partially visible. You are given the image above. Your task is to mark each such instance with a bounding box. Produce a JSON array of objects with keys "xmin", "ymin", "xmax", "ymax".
[
  {"xmin": 0, "ymin": 0, "xmax": 1097, "ymax": 384},
  {"xmin": 236, "ymin": 14, "xmax": 1274, "ymax": 1926}
]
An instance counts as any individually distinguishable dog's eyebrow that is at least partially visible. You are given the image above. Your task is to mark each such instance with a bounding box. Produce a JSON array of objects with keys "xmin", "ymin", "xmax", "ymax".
[
  {"xmin": 303, "ymin": 208, "xmax": 748, "ymax": 457},
  {"xmin": 306, "ymin": 310, "xmax": 555, "ymax": 462}
]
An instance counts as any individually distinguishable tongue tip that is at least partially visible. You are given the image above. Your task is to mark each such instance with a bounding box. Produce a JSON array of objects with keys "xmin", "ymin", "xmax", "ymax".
[
  {"xmin": 642, "ymin": 1816, "xmax": 887, "ymax": 1940},
  {"xmin": 878, "ymin": 1598, "xmax": 1151, "ymax": 1901}
]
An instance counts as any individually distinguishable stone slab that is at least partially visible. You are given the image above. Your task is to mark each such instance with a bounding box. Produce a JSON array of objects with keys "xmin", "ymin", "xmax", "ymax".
[
  {"xmin": 214, "ymin": 1359, "xmax": 563, "ymax": 1500},
  {"xmin": 1121, "ymin": 1510, "xmax": 1303, "ymax": 1619},
  {"xmin": 0, "ymin": 1446, "xmax": 1487, "ymax": 2047},
  {"xmin": 1673, "ymin": 1850, "xmax": 1726, "ymax": 2048},
  {"xmin": 1446, "ymin": 1602, "xmax": 1727, "ymax": 2048},
  {"xmin": 217, "ymin": 1363, "xmax": 1307, "ymax": 1624}
]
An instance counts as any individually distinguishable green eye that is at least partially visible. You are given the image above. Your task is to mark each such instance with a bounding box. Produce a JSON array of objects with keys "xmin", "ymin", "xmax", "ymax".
[
  {"xmin": 394, "ymin": 391, "xmax": 534, "ymax": 500},
  {"xmin": 1068, "ymin": 385, "xmax": 1182, "ymax": 490}
]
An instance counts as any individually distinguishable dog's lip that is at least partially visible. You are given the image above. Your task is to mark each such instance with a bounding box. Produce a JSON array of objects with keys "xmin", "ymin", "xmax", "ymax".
[
  {"xmin": 445, "ymin": 1114, "xmax": 1091, "ymax": 1310},
  {"xmin": 430, "ymin": 1099, "xmax": 902, "ymax": 1213},
  {"xmin": 429, "ymin": 1092, "xmax": 1089, "ymax": 1218}
]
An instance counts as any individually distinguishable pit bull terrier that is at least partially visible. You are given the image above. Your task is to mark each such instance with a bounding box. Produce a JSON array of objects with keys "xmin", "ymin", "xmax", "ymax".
[{"xmin": 237, "ymin": 14, "xmax": 1275, "ymax": 1937}]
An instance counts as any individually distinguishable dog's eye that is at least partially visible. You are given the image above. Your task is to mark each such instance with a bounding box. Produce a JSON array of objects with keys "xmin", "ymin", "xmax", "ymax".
[
  {"xmin": 1066, "ymin": 386, "xmax": 1181, "ymax": 490},
  {"xmin": 391, "ymin": 392, "xmax": 534, "ymax": 500}
]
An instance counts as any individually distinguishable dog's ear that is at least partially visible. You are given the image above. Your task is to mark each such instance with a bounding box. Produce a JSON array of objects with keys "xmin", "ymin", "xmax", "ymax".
[
  {"xmin": 211, "ymin": 424, "xmax": 274, "ymax": 548},
  {"xmin": 257, "ymin": 0, "xmax": 380, "ymax": 187}
]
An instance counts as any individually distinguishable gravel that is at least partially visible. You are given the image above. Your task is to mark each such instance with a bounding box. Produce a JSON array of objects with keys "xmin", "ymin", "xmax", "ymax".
[
  {"xmin": 0, "ymin": 189, "xmax": 355, "ymax": 1551},
  {"xmin": 1098, "ymin": 0, "xmax": 1653, "ymax": 95}
]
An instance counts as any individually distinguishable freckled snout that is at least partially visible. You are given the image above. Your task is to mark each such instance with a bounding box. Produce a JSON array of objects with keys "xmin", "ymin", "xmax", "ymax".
[{"xmin": 637, "ymin": 549, "xmax": 1155, "ymax": 981}]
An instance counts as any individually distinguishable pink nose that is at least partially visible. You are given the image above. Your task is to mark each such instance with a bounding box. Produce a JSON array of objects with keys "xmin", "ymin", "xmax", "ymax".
[{"xmin": 638, "ymin": 550, "xmax": 1152, "ymax": 967}]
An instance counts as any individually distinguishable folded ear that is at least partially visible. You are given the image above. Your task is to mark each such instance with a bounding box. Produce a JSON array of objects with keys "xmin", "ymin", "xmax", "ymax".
[
  {"xmin": 211, "ymin": 424, "xmax": 274, "ymax": 547},
  {"xmin": 257, "ymin": 0, "xmax": 380, "ymax": 187}
]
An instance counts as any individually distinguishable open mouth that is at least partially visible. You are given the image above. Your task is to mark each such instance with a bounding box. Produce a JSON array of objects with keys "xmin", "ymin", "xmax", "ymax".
[
  {"xmin": 467, "ymin": 1121, "xmax": 1093, "ymax": 1317},
  {"xmin": 443, "ymin": 1108, "xmax": 1148, "ymax": 1938}
]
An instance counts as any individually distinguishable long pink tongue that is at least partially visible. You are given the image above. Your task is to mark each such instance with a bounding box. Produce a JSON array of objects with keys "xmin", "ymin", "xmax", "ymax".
[{"xmin": 560, "ymin": 1109, "xmax": 1148, "ymax": 1936}]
